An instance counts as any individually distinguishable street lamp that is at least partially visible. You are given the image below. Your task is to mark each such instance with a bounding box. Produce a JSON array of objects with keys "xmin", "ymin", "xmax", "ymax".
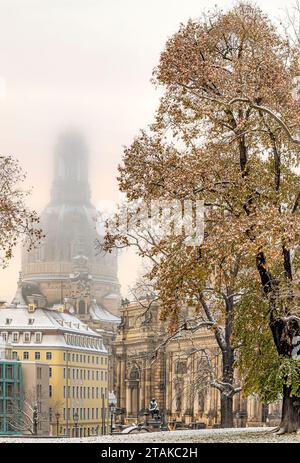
[
  {"xmin": 33, "ymin": 404, "xmax": 38, "ymax": 435},
  {"xmin": 108, "ymin": 391, "xmax": 117, "ymax": 434},
  {"xmin": 73, "ymin": 412, "xmax": 79, "ymax": 438},
  {"xmin": 55, "ymin": 412, "xmax": 60, "ymax": 437}
]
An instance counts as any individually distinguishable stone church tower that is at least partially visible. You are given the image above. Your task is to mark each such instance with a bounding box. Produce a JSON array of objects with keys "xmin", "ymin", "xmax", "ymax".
[{"xmin": 21, "ymin": 131, "xmax": 121, "ymax": 325}]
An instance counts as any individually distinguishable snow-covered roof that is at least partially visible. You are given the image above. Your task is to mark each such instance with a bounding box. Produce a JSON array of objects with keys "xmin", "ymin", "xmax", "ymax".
[
  {"xmin": 0, "ymin": 306, "xmax": 101, "ymax": 337},
  {"xmin": 103, "ymin": 293, "xmax": 120, "ymax": 300},
  {"xmin": 0, "ymin": 307, "xmax": 107, "ymax": 353},
  {"xmin": 90, "ymin": 302, "xmax": 120, "ymax": 324}
]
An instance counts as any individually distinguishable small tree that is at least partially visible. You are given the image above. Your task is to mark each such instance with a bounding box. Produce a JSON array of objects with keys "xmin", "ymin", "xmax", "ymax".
[{"xmin": 0, "ymin": 155, "xmax": 42, "ymax": 268}]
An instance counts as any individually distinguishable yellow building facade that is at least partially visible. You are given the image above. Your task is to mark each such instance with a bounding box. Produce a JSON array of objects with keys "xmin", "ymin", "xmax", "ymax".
[{"xmin": 0, "ymin": 304, "xmax": 109, "ymax": 437}]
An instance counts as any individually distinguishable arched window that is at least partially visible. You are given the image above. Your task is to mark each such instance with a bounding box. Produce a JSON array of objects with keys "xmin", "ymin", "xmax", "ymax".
[
  {"xmin": 129, "ymin": 366, "xmax": 140, "ymax": 380},
  {"xmin": 78, "ymin": 301, "xmax": 86, "ymax": 314}
]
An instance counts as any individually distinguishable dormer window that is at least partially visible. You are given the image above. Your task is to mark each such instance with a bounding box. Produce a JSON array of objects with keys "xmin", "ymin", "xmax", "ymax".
[
  {"xmin": 24, "ymin": 332, "xmax": 31, "ymax": 343},
  {"xmin": 28, "ymin": 319, "xmax": 35, "ymax": 325},
  {"xmin": 5, "ymin": 318, "xmax": 12, "ymax": 325},
  {"xmin": 35, "ymin": 332, "xmax": 42, "ymax": 343}
]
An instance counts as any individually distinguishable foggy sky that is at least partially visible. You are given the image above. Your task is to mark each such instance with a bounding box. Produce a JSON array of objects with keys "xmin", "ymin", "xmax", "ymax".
[{"xmin": 0, "ymin": 0, "xmax": 292, "ymax": 301}]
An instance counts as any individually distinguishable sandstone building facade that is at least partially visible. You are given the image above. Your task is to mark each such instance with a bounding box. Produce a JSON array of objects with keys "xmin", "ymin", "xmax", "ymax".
[{"xmin": 115, "ymin": 300, "xmax": 282, "ymax": 428}]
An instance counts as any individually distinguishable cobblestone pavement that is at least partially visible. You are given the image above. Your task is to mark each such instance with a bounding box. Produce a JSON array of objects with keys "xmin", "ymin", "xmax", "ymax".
[{"xmin": 1, "ymin": 427, "xmax": 300, "ymax": 443}]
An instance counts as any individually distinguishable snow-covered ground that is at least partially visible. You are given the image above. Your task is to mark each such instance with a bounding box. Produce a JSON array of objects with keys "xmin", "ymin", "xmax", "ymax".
[{"xmin": 1, "ymin": 427, "xmax": 300, "ymax": 443}]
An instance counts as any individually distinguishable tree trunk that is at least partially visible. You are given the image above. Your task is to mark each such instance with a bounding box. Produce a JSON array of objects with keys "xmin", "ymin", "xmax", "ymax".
[
  {"xmin": 278, "ymin": 386, "xmax": 300, "ymax": 434},
  {"xmin": 220, "ymin": 349, "xmax": 234, "ymax": 428},
  {"xmin": 220, "ymin": 394, "xmax": 233, "ymax": 428},
  {"xmin": 270, "ymin": 317, "xmax": 300, "ymax": 433},
  {"xmin": 257, "ymin": 250, "xmax": 300, "ymax": 434}
]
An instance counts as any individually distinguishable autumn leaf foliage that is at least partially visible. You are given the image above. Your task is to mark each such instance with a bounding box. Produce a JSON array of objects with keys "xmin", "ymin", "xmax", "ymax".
[{"xmin": 103, "ymin": 2, "xmax": 300, "ymax": 427}]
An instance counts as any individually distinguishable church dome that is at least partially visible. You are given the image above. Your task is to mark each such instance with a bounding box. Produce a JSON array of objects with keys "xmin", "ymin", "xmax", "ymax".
[{"xmin": 21, "ymin": 131, "xmax": 120, "ymax": 308}]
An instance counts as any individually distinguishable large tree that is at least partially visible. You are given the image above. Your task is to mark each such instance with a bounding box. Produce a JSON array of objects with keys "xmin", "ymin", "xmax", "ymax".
[
  {"xmin": 0, "ymin": 155, "xmax": 42, "ymax": 268},
  {"xmin": 104, "ymin": 3, "xmax": 300, "ymax": 432}
]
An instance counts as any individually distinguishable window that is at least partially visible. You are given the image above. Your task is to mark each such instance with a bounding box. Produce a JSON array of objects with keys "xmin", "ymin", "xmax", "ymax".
[
  {"xmin": 37, "ymin": 384, "xmax": 42, "ymax": 397},
  {"xmin": 28, "ymin": 318, "xmax": 35, "ymax": 325},
  {"xmin": 46, "ymin": 352, "xmax": 52, "ymax": 360},
  {"xmin": 49, "ymin": 367, "xmax": 52, "ymax": 377},
  {"xmin": 49, "ymin": 385, "xmax": 52, "ymax": 397},
  {"xmin": 24, "ymin": 332, "xmax": 31, "ymax": 343},
  {"xmin": 23, "ymin": 352, "xmax": 29, "ymax": 360},
  {"xmin": 1, "ymin": 332, "xmax": 8, "ymax": 342},
  {"xmin": 175, "ymin": 360, "xmax": 187, "ymax": 375},
  {"xmin": 35, "ymin": 352, "xmax": 40, "ymax": 360},
  {"xmin": 12, "ymin": 332, "xmax": 19, "ymax": 343},
  {"xmin": 35, "ymin": 332, "xmax": 42, "ymax": 343},
  {"xmin": 5, "ymin": 319, "xmax": 12, "ymax": 325},
  {"xmin": 37, "ymin": 367, "xmax": 42, "ymax": 380},
  {"xmin": 12, "ymin": 351, "xmax": 18, "ymax": 360}
]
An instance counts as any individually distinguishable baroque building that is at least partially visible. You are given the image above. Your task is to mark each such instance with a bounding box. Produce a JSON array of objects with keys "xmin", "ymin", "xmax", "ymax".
[{"xmin": 115, "ymin": 300, "xmax": 282, "ymax": 429}]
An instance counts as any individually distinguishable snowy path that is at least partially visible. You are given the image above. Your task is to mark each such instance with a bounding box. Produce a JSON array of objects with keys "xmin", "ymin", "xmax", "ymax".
[{"xmin": 1, "ymin": 427, "xmax": 300, "ymax": 443}]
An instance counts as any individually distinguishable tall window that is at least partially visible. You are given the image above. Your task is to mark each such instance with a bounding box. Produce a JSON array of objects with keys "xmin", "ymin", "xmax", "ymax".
[
  {"xmin": 46, "ymin": 352, "xmax": 52, "ymax": 360},
  {"xmin": 23, "ymin": 352, "xmax": 29, "ymax": 360},
  {"xmin": 35, "ymin": 352, "xmax": 40, "ymax": 360},
  {"xmin": 49, "ymin": 385, "xmax": 52, "ymax": 397}
]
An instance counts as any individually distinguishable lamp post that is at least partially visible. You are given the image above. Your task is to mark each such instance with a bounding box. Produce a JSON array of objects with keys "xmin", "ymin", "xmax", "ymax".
[
  {"xmin": 55, "ymin": 412, "xmax": 60, "ymax": 437},
  {"xmin": 33, "ymin": 404, "xmax": 38, "ymax": 435},
  {"xmin": 73, "ymin": 412, "xmax": 79, "ymax": 438},
  {"xmin": 108, "ymin": 391, "xmax": 117, "ymax": 434}
]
